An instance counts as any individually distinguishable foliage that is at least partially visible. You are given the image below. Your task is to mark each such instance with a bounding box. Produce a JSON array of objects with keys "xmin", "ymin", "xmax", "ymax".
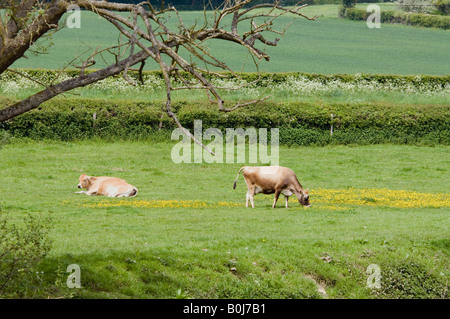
[
  {"xmin": 0, "ymin": 210, "xmax": 53, "ymax": 298},
  {"xmin": 2, "ymin": 69, "xmax": 449, "ymax": 90},
  {"xmin": 0, "ymin": 0, "xmax": 319, "ymax": 130},
  {"xmin": 0, "ymin": 95, "xmax": 448, "ymax": 146},
  {"xmin": 1, "ymin": 71, "xmax": 448, "ymax": 145},
  {"xmin": 432, "ymin": 0, "xmax": 450, "ymax": 14},
  {"xmin": 396, "ymin": 0, "xmax": 434, "ymax": 14},
  {"xmin": 342, "ymin": 7, "xmax": 450, "ymax": 29},
  {"xmin": 1, "ymin": 70, "xmax": 449, "ymax": 102},
  {"xmin": 396, "ymin": 0, "xmax": 449, "ymax": 14},
  {"xmin": 109, "ymin": 0, "xmax": 371, "ymax": 10},
  {"xmin": 0, "ymin": 130, "xmax": 10, "ymax": 150},
  {"xmin": 342, "ymin": 0, "xmax": 358, "ymax": 8},
  {"xmin": 374, "ymin": 261, "xmax": 448, "ymax": 298}
]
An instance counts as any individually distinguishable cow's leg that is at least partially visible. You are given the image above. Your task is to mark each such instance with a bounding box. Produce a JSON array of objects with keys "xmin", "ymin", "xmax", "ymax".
[
  {"xmin": 245, "ymin": 183, "xmax": 255, "ymax": 208},
  {"xmin": 247, "ymin": 192, "xmax": 255, "ymax": 208},
  {"xmin": 247, "ymin": 190, "xmax": 255, "ymax": 208},
  {"xmin": 246, "ymin": 192, "xmax": 250, "ymax": 208},
  {"xmin": 285, "ymin": 195, "xmax": 289, "ymax": 208},
  {"xmin": 246, "ymin": 190, "xmax": 255, "ymax": 208},
  {"xmin": 272, "ymin": 190, "xmax": 281, "ymax": 208}
]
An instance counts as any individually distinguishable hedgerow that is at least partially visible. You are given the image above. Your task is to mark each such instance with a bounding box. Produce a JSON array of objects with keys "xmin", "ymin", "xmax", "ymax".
[
  {"xmin": 1, "ymin": 96, "xmax": 448, "ymax": 146},
  {"xmin": 1, "ymin": 70, "xmax": 448, "ymax": 145},
  {"xmin": 341, "ymin": 6, "xmax": 450, "ymax": 29},
  {"xmin": 1, "ymin": 69, "xmax": 449, "ymax": 90}
]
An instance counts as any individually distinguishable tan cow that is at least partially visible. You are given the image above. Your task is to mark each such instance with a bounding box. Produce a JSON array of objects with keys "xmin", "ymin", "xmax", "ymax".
[
  {"xmin": 76, "ymin": 174, "xmax": 138, "ymax": 197},
  {"xmin": 233, "ymin": 166, "xmax": 310, "ymax": 208}
]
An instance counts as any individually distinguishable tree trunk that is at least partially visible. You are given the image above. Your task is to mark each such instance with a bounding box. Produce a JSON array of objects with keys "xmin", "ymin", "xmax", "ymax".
[{"xmin": 0, "ymin": 0, "xmax": 68, "ymax": 74}]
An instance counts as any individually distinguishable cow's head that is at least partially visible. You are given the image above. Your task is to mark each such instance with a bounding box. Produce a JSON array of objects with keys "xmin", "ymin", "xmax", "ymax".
[
  {"xmin": 299, "ymin": 189, "xmax": 311, "ymax": 207},
  {"xmin": 78, "ymin": 174, "xmax": 94, "ymax": 190}
]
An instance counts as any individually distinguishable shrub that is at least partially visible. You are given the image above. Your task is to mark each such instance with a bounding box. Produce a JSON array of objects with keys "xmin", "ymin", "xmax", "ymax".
[
  {"xmin": 0, "ymin": 210, "xmax": 53, "ymax": 298},
  {"xmin": 433, "ymin": 0, "xmax": 450, "ymax": 15},
  {"xmin": 0, "ymin": 130, "xmax": 10, "ymax": 150},
  {"xmin": 1, "ymin": 97, "xmax": 448, "ymax": 146},
  {"xmin": 342, "ymin": 0, "xmax": 358, "ymax": 8},
  {"xmin": 397, "ymin": 0, "xmax": 449, "ymax": 15},
  {"xmin": 345, "ymin": 7, "xmax": 368, "ymax": 20},
  {"xmin": 2, "ymin": 70, "xmax": 449, "ymax": 94},
  {"xmin": 396, "ymin": 0, "xmax": 434, "ymax": 14},
  {"xmin": 375, "ymin": 261, "xmax": 448, "ymax": 298},
  {"xmin": 1, "ymin": 70, "xmax": 449, "ymax": 146},
  {"xmin": 342, "ymin": 7, "xmax": 450, "ymax": 29}
]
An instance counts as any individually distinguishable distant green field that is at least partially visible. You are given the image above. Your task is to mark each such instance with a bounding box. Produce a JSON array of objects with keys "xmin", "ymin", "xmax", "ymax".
[{"xmin": 10, "ymin": 4, "xmax": 450, "ymax": 75}]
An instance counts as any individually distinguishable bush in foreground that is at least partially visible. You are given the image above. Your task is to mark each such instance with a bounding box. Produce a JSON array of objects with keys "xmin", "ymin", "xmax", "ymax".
[{"xmin": 0, "ymin": 210, "xmax": 53, "ymax": 298}]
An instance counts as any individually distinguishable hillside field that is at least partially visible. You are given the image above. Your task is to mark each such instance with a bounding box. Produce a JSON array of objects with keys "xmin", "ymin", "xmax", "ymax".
[{"xmin": 9, "ymin": 4, "xmax": 450, "ymax": 75}]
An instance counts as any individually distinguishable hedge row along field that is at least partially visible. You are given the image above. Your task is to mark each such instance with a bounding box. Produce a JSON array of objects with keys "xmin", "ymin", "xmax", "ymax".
[
  {"xmin": 1, "ymin": 70, "xmax": 448, "ymax": 105},
  {"xmin": 2, "ymin": 69, "xmax": 449, "ymax": 92},
  {"xmin": 340, "ymin": 6, "xmax": 450, "ymax": 29},
  {"xmin": 1, "ymin": 97, "xmax": 449, "ymax": 146},
  {"xmin": 1, "ymin": 70, "xmax": 448, "ymax": 146}
]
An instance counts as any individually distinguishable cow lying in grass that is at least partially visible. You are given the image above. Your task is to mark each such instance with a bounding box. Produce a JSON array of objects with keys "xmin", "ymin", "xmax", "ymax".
[
  {"xmin": 233, "ymin": 166, "xmax": 310, "ymax": 208},
  {"xmin": 75, "ymin": 174, "xmax": 138, "ymax": 197}
]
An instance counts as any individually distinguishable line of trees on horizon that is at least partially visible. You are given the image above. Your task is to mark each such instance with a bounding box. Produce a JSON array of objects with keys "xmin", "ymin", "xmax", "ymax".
[
  {"xmin": 0, "ymin": 0, "xmax": 394, "ymax": 10},
  {"xmin": 107, "ymin": 0, "xmax": 392, "ymax": 10}
]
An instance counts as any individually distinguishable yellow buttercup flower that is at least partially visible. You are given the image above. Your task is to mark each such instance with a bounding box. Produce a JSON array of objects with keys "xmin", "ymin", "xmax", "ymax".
[
  {"xmin": 66, "ymin": 188, "xmax": 449, "ymax": 210},
  {"xmin": 308, "ymin": 188, "xmax": 449, "ymax": 209},
  {"xmin": 81, "ymin": 199, "xmax": 244, "ymax": 209}
]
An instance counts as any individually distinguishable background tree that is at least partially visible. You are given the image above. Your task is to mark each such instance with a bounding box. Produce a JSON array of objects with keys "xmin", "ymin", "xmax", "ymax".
[
  {"xmin": 342, "ymin": 0, "xmax": 357, "ymax": 7},
  {"xmin": 0, "ymin": 0, "xmax": 316, "ymax": 151},
  {"xmin": 396, "ymin": 0, "xmax": 434, "ymax": 14}
]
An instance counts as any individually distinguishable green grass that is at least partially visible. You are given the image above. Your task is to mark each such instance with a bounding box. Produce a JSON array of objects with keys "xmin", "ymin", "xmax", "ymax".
[
  {"xmin": 1, "ymin": 3, "xmax": 448, "ymax": 299},
  {"xmin": 0, "ymin": 140, "xmax": 448, "ymax": 298},
  {"xmin": 9, "ymin": 5, "xmax": 450, "ymax": 75}
]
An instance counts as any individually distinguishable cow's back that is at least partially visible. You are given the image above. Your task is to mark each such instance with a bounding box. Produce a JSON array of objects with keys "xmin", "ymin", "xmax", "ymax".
[
  {"xmin": 243, "ymin": 166, "xmax": 293, "ymax": 188},
  {"xmin": 96, "ymin": 177, "xmax": 134, "ymax": 196}
]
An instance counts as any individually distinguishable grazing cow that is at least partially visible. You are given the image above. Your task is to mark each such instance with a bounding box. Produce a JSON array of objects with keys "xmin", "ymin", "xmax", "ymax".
[
  {"xmin": 75, "ymin": 174, "xmax": 138, "ymax": 197},
  {"xmin": 233, "ymin": 166, "xmax": 310, "ymax": 208}
]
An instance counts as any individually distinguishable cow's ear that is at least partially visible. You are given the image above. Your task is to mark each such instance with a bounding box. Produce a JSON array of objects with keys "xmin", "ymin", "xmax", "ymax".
[{"xmin": 305, "ymin": 189, "xmax": 309, "ymax": 194}]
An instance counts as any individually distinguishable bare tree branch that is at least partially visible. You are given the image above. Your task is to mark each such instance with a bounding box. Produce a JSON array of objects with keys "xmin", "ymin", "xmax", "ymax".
[{"xmin": 0, "ymin": 0, "xmax": 317, "ymax": 155}]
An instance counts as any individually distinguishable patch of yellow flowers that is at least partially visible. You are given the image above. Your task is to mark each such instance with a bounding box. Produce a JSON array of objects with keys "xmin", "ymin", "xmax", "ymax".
[
  {"xmin": 74, "ymin": 188, "xmax": 449, "ymax": 210},
  {"xmin": 309, "ymin": 188, "xmax": 450, "ymax": 209},
  {"xmin": 82, "ymin": 199, "xmax": 243, "ymax": 209}
]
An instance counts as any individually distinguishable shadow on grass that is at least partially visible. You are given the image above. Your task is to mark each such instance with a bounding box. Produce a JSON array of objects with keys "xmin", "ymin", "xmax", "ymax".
[{"xmin": 34, "ymin": 248, "xmax": 326, "ymax": 299}]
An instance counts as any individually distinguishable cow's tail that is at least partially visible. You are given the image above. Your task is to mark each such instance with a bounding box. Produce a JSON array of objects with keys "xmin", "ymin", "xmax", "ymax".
[{"xmin": 233, "ymin": 167, "xmax": 246, "ymax": 189}]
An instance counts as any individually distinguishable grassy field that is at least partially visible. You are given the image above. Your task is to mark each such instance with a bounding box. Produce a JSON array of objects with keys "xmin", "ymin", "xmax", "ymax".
[
  {"xmin": 9, "ymin": 4, "xmax": 450, "ymax": 75},
  {"xmin": 0, "ymin": 140, "xmax": 448, "ymax": 298},
  {"xmin": 1, "ymin": 2, "xmax": 448, "ymax": 301}
]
